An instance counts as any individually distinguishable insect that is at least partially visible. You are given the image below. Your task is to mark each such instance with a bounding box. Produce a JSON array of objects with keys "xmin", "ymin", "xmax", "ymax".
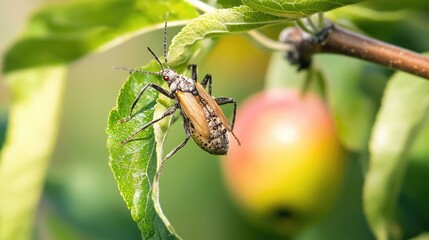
[{"xmin": 117, "ymin": 14, "xmax": 241, "ymax": 162}]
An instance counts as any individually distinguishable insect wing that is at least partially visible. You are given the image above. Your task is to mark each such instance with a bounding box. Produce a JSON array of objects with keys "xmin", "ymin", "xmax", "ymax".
[
  {"xmin": 195, "ymin": 83, "xmax": 232, "ymax": 131},
  {"xmin": 177, "ymin": 91, "xmax": 211, "ymax": 138}
]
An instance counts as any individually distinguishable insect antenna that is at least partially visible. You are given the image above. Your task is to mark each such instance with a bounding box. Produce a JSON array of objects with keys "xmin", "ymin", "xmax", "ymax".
[
  {"xmin": 163, "ymin": 12, "xmax": 170, "ymax": 69},
  {"xmin": 147, "ymin": 47, "xmax": 165, "ymax": 71},
  {"xmin": 112, "ymin": 66, "xmax": 160, "ymax": 75}
]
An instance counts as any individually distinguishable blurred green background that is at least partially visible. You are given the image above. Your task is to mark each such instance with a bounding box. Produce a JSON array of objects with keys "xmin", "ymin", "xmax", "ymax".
[{"xmin": 1, "ymin": 0, "xmax": 429, "ymax": 240}]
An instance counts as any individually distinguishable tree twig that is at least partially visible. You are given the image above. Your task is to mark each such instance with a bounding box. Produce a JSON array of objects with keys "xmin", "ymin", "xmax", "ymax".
[{"xmin": 280, "ymin": 22, "xmax": 429, "ymax": 79}]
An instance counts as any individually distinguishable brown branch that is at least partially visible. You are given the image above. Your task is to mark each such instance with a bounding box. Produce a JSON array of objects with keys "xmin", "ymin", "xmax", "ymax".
[{"xmin": 281, "ymin": 23, "xmax": 429, "ymax": 79}]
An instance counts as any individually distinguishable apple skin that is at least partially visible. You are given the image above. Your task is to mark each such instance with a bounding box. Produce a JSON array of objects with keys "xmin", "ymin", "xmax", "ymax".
[{"xmin": 222, "ymin": 89, "xmax": 346, "ymax": 234}]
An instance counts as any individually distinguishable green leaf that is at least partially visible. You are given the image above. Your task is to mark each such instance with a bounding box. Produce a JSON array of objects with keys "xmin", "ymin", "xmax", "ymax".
[
  {"xmin": 326, "ymin": 5, "xmax": 409, "ymax": 23},
  {"xmin": 410, "ymin": 233, "xmax": 429, "ymax": 240},
  {"xmin": 265, "ymin": 52, "xmax": 307, "ymax": 89},
  {"xmin": 265, "ymin": 52, "xmax": 327, "ymax": 97},
  {"xmin": 314, "ymin": 55, "xmax": 377, "ymax": 151},
  {"xmin": 1, "ymin": 0, "xmax": 199, "ymax": 239},
  {"xmin": 0, "ymin": 66, "xmax": 66, "ymax": 240},
  {"xmin": 2, "ymin": 0, "xmax": 198, "ymax": 73},
  {"xmin": 364, "ymin": 67, "xmax": 429, "ymax": 240},
  {"xmin": 167, "ymin": 5, "xmax": 285, "ymax": 68},
  {"xmin": 241, "ymin": 0, "xmax": 366, "ymax": 18},
  {"xmin": 107, "ymin": 61, "xmax": 177, "ymax": 239},
  {"xmin": 217, "ymin": 0, "xmax": 243, "ymax": 8}
]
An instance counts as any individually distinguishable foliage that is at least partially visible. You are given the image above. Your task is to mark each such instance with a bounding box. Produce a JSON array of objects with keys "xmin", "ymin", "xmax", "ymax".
[{"xmin": 1, "ymin": 0, "xmax": 429, "ymax": 239}]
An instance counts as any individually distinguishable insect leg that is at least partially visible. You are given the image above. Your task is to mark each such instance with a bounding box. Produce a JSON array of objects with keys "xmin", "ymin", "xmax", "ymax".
[
  {"xmin": 156, "ymin": 123, "xmax": 191, "ymax": 176},
  {"xmin": 188, "ymin": 64, "xmax": 197, "ymax": 81},
  {"xmin": 164, "ymin": 121, "xmax": 192, "ymax": 160},
  {"xmin": 215, "ymin": 97, "xmax": 241, "ymax": 146},
  {"xmin": 118, "ymin": 83, "xmax": 174, "ymax": 123},
  {"xmin": 188, "ymin": 64, "xmax": 213, "ymax": 95},
  {"xmin": 201, "ymin": 74, "xmax": 212, "ymax": 95},
  {"xmin": 120, "ymin": 105, "xmax": 177, "ymax": 145},
  {"xmin": 215, "ymin": 97, "xmax": 237, "ymax": 129}
]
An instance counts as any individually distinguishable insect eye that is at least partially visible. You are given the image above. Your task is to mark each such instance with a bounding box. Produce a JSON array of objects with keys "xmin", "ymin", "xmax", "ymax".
[{"xmin": 163, "ymin": 76, "xmax": 170, "ymax": 81}]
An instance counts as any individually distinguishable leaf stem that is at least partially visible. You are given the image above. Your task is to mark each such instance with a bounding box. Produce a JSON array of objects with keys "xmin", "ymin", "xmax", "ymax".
[
  {"xmin": 247, "ymin": 31, "xmax": 291, "ymax": 51},
  {"xmin": 305, "ymin": 17, "xmax": 319, "ymax": 33},
  {"xmin": 317, "ymin": 12, "xmax": 324, "ymax": 29}
]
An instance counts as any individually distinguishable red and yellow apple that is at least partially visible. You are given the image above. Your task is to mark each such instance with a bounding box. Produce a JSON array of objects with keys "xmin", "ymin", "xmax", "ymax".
[{"xmin": 222, "ymin": 89, "xmax": 346, "ymax": 234}]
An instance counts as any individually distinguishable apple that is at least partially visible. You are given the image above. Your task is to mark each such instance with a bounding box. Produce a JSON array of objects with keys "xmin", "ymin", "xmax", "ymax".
[{"xmin": 222, "ymin": 89, "xmax": 345, "ymax": 235}]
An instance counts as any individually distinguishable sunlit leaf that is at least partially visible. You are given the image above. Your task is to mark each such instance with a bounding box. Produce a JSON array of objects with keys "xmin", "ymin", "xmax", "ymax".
[
  {"xmin": 241, "ymin": 0, "xmax": 365, "ymax": 18},
  {"xmin": 0, "ymin": 66, "xmax": 66, "ymax": 240},
  {"xmin": 2, "ymin": 0, "xmax": 198, "ymax": 73},
  {"xmin": 168, "ymin": 5, "xmax": 285, "ymax": 68}
]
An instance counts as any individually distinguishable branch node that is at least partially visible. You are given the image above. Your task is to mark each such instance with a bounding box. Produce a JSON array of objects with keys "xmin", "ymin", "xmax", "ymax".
[{"xmin": 279, "ymin": 21, "xmax": 332, "ymax": 70}]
